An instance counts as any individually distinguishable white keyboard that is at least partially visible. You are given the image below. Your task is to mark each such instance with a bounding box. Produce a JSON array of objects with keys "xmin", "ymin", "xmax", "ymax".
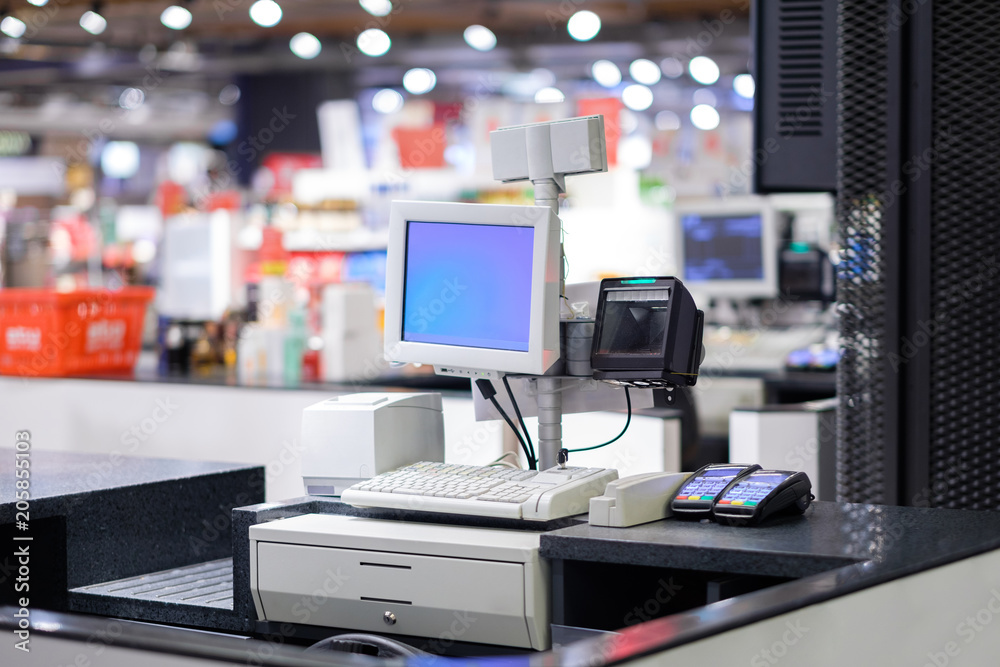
[{"xmin": 340, "ymin": 462, "xmax": 619, "ymax": 521}]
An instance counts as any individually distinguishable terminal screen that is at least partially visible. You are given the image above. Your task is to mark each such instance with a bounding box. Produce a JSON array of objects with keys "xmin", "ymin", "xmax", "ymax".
[
  {"xmin": 682, "ymin": 213, "xmax": 765, "ymax": 281},
  {"xmin": 402, "ymin": 221, "xmax": 534, "ymax": 352}
]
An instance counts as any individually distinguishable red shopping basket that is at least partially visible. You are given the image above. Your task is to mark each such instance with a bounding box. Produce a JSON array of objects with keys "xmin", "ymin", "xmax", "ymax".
[{"xmin": 0, "ymin": 287, "xmax": 154, "ymax": 377}]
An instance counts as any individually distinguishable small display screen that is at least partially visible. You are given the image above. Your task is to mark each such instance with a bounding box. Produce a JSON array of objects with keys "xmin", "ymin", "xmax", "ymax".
[
  {"xmin": 677, "ymin": 467, "xmax": 747, "ymax": 500},
  {"xmin": 701, "ymin": 466, "xmax": 746, "ymax": 477},
  {"xmin": 719, "ymin": 473, "xmax": 793, "ymax": 505},
  {"xmin": 682, "ymin": 213, "xmax": 765, "ymax": 282},
  {"xmin": 402, "ymin": 221, "xmax": 534, "ymax": 352}
]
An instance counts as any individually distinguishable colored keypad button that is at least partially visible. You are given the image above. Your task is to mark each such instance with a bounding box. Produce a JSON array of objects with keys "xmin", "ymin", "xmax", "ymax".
[
  {"xmin": 718, "ymin": 499, "xmax": 731, "ymax": 504},
  {"xmin": 731, "ymin": 500, "xmax": 744, "ymax": 505},
  {"xmin": 746, "ymin": 501, "xmax": 758, "ymax": 506}
]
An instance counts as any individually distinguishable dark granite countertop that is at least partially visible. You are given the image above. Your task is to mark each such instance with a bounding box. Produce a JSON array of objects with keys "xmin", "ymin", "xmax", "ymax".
[
  {"xmin": 542, "ymin": 502, "xmax": 865, "ymax": 578},
  {"xmin": 0, "ymin": 450, "xmax": 264, "ymax": 630},
  {"xmin": 0, "ymin": 448, "xmax": 258, "ymax": 511}
]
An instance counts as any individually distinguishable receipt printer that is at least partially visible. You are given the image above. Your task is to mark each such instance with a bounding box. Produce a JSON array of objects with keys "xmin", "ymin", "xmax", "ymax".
[{"xmin": 301, "ymin": 393, "xmax": 445, "ymax": 496}]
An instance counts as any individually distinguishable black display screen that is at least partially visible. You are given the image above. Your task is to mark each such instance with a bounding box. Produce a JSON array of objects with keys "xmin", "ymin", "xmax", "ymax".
[{"xmin": 682, "ymin": 213, "xmax": 765, "ymax": 281}]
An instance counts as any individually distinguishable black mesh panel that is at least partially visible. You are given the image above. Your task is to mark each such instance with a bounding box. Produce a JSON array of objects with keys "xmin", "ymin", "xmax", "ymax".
[
  {"xmin": 835, "ymin": 0, "xmax": 890, "ymax": 504},
  {"xmin": 928, "ymin": 4, "xmax": 1000, "ymax": 510}
]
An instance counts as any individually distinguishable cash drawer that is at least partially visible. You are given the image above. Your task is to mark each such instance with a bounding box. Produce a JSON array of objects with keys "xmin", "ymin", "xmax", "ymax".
[{"xmin": 250, "ymin": 514, "xmax": 550, "ymax": 650}]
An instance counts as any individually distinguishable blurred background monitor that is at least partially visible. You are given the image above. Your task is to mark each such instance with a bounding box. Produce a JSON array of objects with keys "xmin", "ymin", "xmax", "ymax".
[{"xmin": 674, "ymin": 197, "xmax": 778, "ymax": 300}]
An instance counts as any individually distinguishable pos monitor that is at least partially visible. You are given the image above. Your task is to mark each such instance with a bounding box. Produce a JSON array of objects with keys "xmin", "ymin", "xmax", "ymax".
[
  {"xmin": 383, "ymin": 200, "xmax": 561, "ymax": 379},
  {"xmin": 674, "ymin": 197, "xmax": 778, "ymax": 299}
]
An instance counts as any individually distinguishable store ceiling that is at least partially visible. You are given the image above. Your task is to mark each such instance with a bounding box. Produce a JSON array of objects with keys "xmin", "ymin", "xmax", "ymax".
[
  {"xmin": 4, "ymin": 0, "xmax": 748, "ymax": 64},
  {"xmin": 0, "ymin": 1, "xmax": 750, "ymax": 140}
]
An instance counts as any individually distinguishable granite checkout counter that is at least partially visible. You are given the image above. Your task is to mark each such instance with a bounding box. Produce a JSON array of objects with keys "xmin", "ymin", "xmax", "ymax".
[{"xmin": 3, "ymin": 448, "xmax": 1000, "ymax": 665}]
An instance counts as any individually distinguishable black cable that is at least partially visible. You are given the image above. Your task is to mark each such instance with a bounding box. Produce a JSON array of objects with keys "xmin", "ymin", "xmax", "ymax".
[
  {"xmin": 502, "ymin": 375, "xmax": 536, "ymax": 466},
  {"xmin": 475, "ymin": 379, "xmax": 536, "ymax": 470},
  {"xmin": 567, "ymin": 387, "xmax": 632, "ymax": 453}
]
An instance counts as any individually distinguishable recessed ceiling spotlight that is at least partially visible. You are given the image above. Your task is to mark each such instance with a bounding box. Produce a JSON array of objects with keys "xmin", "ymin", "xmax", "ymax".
[
  {"xmin": 534, "ymin": 87, "xmax": 565, "ymax": 104},
  {"xmin": 567, "ymin": 10, "xmax": 600, "ymax": 41},
  {"xmin": 689, "ymin": 56, "xmax": 720, "ymax": 85},
  {"xmin": 0, "ymin": 16, "xmax": 26, "ymax": 39},
  {"xmin": 629, "ymin": 59, "xmax": 661, "ymax": 86},
  {"xmin": 403, "ymin": 68, "xmax": 437, "ymax": 95},
  {"xmin": 160, "ymin": 6, "xmax": 192, "ymax": 31},
  {"xmin": 357, "ymin": 28, "xmax": 390, "ymax": 57},
  {"xmin": 733, "ymin": 73, "xmax": 755, "ymax": 99},
  {"xmin": 621, "ymin": 84, "xmax": 653, "ymax": 111},
  {"xmin": 660, "ymin": 57, "xmax": 684, "ymax": 79},
  {"xmin": 372, "ymin": 88, "xmax": 403, "ymax": 114},
  {"xmin": 290, "ymin": 32, "xmax": 321, "ymax": 59},
  {"xmin": 691, "ymin": 104, "xmax": 721, "ymax": 130},
  {"xmin": 591, "ymin": 60, "xmax": 621, "ymax": 88},
  {"xmin": 119, "ymin": 87, "xmax": 145, "ymax": 110},
  {"xmin": 359, "ymin": 0, "xmax": 392, "ymax": 17},
  {"xmin": 219, "ymin": 84, "xmax": 241, "ymax": 106},
  {"xmin": 655, "ymin": 110, "xmax": 681, "ymax": 131},
  {"xmin": 249, "ymin": 0, "xmax": 282, "ymax": 28},
  {"xmin": 463, "ymin": 24, "xmax": 496, "ymax": 51},
  {"xmin": 80, "ymin": 7, "xmax": 107, "ymax": 35}
]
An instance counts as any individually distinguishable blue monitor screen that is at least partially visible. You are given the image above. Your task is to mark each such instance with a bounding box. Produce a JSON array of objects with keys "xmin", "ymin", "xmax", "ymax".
[
  {"xmin": 681, "ymin": 213, "xmax": 765, "ymax": 282},
  {"xmin": 402, "ymin": 221, "xmax": 534, "ymax": 352}
]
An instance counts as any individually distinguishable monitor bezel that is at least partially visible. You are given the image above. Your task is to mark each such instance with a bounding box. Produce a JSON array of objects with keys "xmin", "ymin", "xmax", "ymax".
[
  {"xmin": 384, "ymin": 200, "xmax": 561, "ymax": 377},
  {"xmin": 673, "ymin": 197, "xmax": 779, "ymax": 299}
]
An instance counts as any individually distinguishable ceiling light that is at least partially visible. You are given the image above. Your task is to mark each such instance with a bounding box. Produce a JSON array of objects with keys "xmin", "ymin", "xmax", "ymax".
[
  {"xmin": 621, "ymin": 84, "xmax": 653, "ymax": 111},
  {"xmin": 27, "ymin": 0, "xmax": 48, "ymax": 5},
  {"xmin": 101, "ymin": 141, "xmax": 140, "ymax": 179},
  {"xmin": 402, "ymin": 68, "xmax": 436, "ymax": 95},
  {"xmin": 660, "ymin": 57, "xmax": 683, "ymax": 79},
  {"xmin": 160, "ymin": 5, "xmax": 191, "ymax": 30},
  {"xmin": 357, "ymin": 28, "xmax": 390, "ymax": 57},
  {"xmin": 119, "ymin": 87, "xmax": 145, "ymax": 110},
  {"xmin": 219, "ymin": 84, "xmax": 241, "ymax": 106},
  {"xmin": 693, "ymin": 88, "xmax": 717, "ymax": 107},
  {"xmin": 359, "ymin": 0, "xmax": 392, "ymax": 17},
  {"xmin": 534, "ymin": 87, "xmax": 565, "ymax": 104},
  {"xmin": 689, "ymin": 56, "xmax": 720, "ymax": 85},
  {"xmin": 372, "ymin": 88, "xmax": 403, "ymax": 114},
  {"xmin": 691, "ymin": 104, "xmax": 720, "ymax": 130},
  {"xmin": 655, "ymin": 110, "xmax": 681, "ymax": 131},
  {"xmin": 290, "ymin": 32, "xmax": 321, "ymax": 59},
  {"xmin": 249, "ymin": 0, "xmax": 282, "ymax": 28},
  {"xmin": 0, "ymin": 16, "xmax": 26, "ymax": 39},
  {"xmin": 80, "ymin": 9, "xmax": 107, "ymax": 35},
  {"xmin": 567, "ymin": 10, "xmax": 600, "ymax": 41},
  {"xmin": 629, "ymin": 59, "xmax": 661, "ymax": 86},
  {"xmin": 591, "ymin": 60, "xmax": 621, "ymax": 88},
  {"xmin": 463, "ymin": 24, "xmax": 496, "ymax": 51},
  {"xmin": 734, "ymin": 73, "xmax": 755, "ymax": 99}
]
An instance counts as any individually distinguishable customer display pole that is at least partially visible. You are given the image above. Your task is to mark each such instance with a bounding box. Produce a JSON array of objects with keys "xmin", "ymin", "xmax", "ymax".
[
  {"xmin": 532, "ymin": 177, "xmax": 564, "ymax": 470},
  {"xmin": 490, "ymin": 116, "xmax": 608, "ymax": 469}
]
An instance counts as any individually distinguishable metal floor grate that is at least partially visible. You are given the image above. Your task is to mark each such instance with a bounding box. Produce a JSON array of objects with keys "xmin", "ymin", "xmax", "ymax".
[{"xmin": 72, "ymin": 559, "xmax": 234, "ymax": 609}]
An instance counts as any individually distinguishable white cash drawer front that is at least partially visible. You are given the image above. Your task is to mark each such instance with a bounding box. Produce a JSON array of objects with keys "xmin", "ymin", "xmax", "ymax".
[{"xmin": 255, "ymin": 541, "xmax": 534, "ymax": 649}]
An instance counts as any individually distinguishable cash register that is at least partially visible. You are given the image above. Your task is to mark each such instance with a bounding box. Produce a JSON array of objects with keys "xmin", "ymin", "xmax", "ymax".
[{"xmin": 249, "ymin": 116, "xmax": 709, "ymax": 653}]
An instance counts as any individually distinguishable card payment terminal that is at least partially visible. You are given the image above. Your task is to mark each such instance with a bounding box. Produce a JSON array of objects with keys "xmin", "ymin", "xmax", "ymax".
[
  {"xmin": 670, "ymin": 463, "xmax": 762, "ymax": 520},
  {"xmin": 712, "ymin": 470, "xmax": 814, "ymax": 525}
]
